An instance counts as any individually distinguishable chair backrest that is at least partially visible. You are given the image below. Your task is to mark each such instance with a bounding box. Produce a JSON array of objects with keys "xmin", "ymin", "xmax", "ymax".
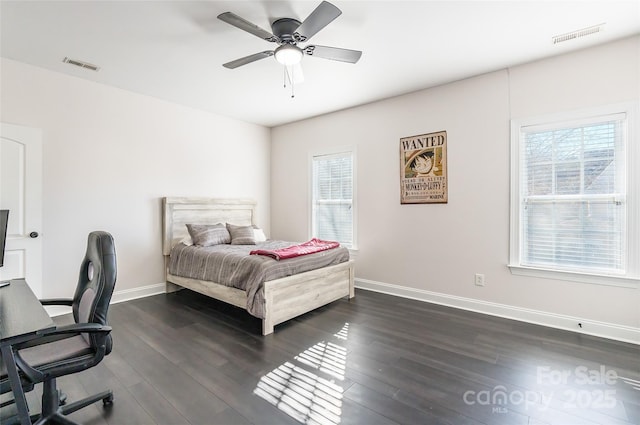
[{"xmin": 72, "ymin": 231, "xmax": 117, "ymax": 354}]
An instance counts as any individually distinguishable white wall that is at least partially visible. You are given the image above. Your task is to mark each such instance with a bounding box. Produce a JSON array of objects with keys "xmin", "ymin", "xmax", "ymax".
[
  {"xmin": 271, "ymin": 36, "xmax": 640, "ymax": 340},
  {"xmin": 1, "ymin": 58, "xmax": 271, "ymax": 298}
]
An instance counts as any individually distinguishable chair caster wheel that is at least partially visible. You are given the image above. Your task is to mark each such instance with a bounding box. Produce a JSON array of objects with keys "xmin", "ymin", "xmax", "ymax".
[{"xmin": 103, "ymin": 394, "xmax": 114, "ymax": 406}]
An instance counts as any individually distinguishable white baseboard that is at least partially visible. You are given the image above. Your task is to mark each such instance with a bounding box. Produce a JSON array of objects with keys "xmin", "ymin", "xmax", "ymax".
[
  {"xmin": 355, "ymin": 278, "xmax": 640, "ymax": 345},
  {"xmin": 111, "ymin": 282, "xmax": 166, "ymax": 305}
]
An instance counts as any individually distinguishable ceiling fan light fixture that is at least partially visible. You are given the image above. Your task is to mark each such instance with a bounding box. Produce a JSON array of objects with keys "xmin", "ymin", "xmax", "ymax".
[{"xmin": 274, "ymin": 44, "xmax": 303, "ymax": 66}]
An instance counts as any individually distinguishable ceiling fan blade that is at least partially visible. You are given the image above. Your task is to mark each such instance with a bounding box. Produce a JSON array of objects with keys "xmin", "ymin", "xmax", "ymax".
[
  {"xmin": 223, "ymin": 51, "xmax": 274, "ymax": 69},
  {"xmin": 294, "ymin": 1, "xmax": 342, "ymax": 42},
  {"xmin": 218, "ymin": 12, "xmax": 278, "ymax": 42},
  {"xmin": 305, "ymin": 45, "xmax": 362, "ymax": 64}
]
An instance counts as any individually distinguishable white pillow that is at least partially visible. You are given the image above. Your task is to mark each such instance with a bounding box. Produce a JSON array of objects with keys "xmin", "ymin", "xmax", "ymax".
[
  {"xmin": 180, "ymin": 236, "xmax": 193, "ymax": 246},
  {"xmin": 253, "ymin": 228, "xmax": 267, "ymax": 242}
]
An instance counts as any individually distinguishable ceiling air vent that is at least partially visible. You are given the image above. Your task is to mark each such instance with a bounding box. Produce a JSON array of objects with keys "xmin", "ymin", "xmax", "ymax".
[
  {"xmin": 62, "ymin": 57, "xmax": 100, "ymax": 71},
  {"xmin": 552, "ymin": 23, "xmax": 605, "ymax": 45}
]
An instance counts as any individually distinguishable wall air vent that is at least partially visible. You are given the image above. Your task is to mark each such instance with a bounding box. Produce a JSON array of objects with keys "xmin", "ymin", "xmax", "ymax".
[
  {"xmin": 552, "ymin": 23, "xmax": 605, "ymax": 45},
  {"xmin": 62, "ymin": 57, "xmax": 100, "ymax": 71}
]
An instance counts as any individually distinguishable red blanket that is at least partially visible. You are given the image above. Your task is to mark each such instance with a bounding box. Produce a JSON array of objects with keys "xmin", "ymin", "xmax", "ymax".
[{"xmin": 250, "ymin": 238, "xmax": 340, "ymax": 260}]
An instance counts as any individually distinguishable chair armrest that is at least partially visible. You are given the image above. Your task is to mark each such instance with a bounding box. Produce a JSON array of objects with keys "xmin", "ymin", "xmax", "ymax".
[
  {"xmin": 39, "ymin": 298, "xmax": 73, "ymax": 306},
  {"xmin": 15, "ymin": 323, "xmax": 112, "ymax": 350},
  {"xmin": 38, "ymin": 323, "xmax": 112, "ymax": 336}
]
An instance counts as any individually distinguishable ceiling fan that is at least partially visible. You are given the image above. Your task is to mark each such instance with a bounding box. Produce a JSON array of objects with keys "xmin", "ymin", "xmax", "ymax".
[{"xmin": 218, "ymin": 1, "xmax": 362, "ymax": 96}]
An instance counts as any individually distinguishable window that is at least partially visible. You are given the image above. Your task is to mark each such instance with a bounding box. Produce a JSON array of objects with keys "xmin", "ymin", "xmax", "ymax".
[
  {"xmin": 311, "ymin": 150, "xmax": 355, "ymax": 248},
  {"xmin": 509, "ymin": 104, "xmax": 639, "ymax": 286}
]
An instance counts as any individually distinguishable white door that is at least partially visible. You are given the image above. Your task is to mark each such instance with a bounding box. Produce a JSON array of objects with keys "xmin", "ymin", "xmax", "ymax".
[{"xmin": 0, "ymin": 123, "xmax": 43, "ymax": 297}]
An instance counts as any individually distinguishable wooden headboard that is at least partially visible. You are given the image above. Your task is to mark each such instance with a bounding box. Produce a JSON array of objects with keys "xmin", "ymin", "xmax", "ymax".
[{"xmin": 162, "ymin": 197, "xmax": 256, "ymax": 255}]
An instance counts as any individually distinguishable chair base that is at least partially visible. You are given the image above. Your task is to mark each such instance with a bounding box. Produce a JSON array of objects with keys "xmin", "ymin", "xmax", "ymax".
[{"xmin": 31, "ymin": 378, "xmax": 113, "ymax": 425}]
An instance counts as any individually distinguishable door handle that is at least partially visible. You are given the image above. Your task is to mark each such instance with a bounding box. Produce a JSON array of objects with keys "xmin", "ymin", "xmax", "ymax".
[{"xmin": 29, "ymin": 231, "xmax": 39, "ymax": 238}]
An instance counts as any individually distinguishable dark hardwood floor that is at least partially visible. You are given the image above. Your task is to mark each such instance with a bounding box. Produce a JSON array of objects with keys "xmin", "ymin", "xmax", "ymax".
[{"xmin": 3, "ymin": 289, "xmax": 639, "ymax": 425}]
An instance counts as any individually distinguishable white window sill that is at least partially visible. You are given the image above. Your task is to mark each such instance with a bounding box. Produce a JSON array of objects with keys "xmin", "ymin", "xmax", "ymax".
[{"xmin": 508, "ymin": 264, "xmax": 639, "ymax": 289}]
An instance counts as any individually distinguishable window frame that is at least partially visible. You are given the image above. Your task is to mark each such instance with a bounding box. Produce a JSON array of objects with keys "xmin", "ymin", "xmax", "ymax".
[
  {"xmin": 509, "ymin": 103, "xmax": 639, "ymax": 288},
  {"xmin": 309, "ymin": 146, "xmax": 357, "ymax": 250}
]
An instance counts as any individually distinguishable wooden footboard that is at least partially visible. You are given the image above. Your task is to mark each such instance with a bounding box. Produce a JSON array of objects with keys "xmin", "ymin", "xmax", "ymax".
[{"xmin": 262, "ymin": 260, "xmax": 354, "ymax": 335}]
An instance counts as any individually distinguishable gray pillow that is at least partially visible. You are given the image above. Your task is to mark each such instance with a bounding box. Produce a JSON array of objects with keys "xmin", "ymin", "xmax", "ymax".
[
  {"xmin": 227, "ymin": 223, "xmax": 256, "ymax": 245},
  {"xmin": 186, "ymin": 223, "xmax": 230, "ymax": 246}
]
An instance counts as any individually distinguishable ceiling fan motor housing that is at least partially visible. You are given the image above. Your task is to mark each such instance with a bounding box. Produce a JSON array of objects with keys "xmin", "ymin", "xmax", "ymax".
[{"xmin": 271, "ymin": 18, "xmax": 303, "ymax": 43}]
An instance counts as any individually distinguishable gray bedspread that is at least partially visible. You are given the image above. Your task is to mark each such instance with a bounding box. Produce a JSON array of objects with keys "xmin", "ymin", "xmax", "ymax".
[{"xmin": 168, "ymin": 240, "xmax": 350, "ymax": 318}]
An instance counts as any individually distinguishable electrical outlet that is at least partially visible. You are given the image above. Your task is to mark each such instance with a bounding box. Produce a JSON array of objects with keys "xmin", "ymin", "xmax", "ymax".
[{"xmin": 475, "ymin": 273, "xmax": 485, "ymax": 286}]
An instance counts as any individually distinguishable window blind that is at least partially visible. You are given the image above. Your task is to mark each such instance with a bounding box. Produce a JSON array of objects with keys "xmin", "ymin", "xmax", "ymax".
[
  {"xmin": 312, "ymin": 152, "xmax": 353, "ymax": 247},
  {"xmin": 520, "ymin": 116, "xmax": 626, "ymax": 274}
]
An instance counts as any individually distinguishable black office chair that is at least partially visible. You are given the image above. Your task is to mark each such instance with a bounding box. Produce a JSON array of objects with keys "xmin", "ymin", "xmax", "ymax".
[{"xmin": 0, "ymin": 231, "xmax": 117, "ymax": 425}]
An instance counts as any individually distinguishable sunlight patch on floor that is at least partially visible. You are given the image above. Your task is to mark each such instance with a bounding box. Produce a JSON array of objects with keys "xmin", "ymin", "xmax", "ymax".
[{"xmin": 253, "ymin": 323, "xmax": 350, "ymax": 424}]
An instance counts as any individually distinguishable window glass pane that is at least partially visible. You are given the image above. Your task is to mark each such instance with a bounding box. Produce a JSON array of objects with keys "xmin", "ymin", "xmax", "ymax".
[
  {"xmin": 584, "ymin": 122, "xmax": 616, "ymax": 154},
  {"xmin": 555, "ymin": 128, "xmax": 582, "ymax": 161},
  {"xmin": 523, "ymin": 200, "xmax": 624, "ymax": 272},
  {"xmin": 584, "ymin": 159, "xmax": 615, "ymax": 194},
  {"xmin": 525, "ymin": 132, "xmax": 552, "ymax": 163},
  {"xmin": 526, "ymin": 163, "xmax": 552, "ymax": 195},
  {"xmin": 315, "ymin": 201, "xmax": 353, "ymax": 244},
  {"xmin": 555, "ymin": 162, "xmax": 580, "ymax": 194}
]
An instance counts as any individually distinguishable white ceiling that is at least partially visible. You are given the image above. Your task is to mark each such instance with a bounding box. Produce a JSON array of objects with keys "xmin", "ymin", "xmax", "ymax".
[{"xmin": 1, "ymin": 1, "xmax": 639, "ymax": 127}]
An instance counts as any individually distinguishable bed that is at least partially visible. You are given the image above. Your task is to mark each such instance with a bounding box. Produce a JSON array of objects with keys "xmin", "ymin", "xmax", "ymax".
[{"xmin": 162, "ymin": 197, "xmax": 355, "ymax": 335}]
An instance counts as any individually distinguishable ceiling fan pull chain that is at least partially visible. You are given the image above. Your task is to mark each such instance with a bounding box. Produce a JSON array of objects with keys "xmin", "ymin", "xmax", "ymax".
[{"xmin": 282, "ymin": 66, "xmax": 295, "ymax": 98}]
